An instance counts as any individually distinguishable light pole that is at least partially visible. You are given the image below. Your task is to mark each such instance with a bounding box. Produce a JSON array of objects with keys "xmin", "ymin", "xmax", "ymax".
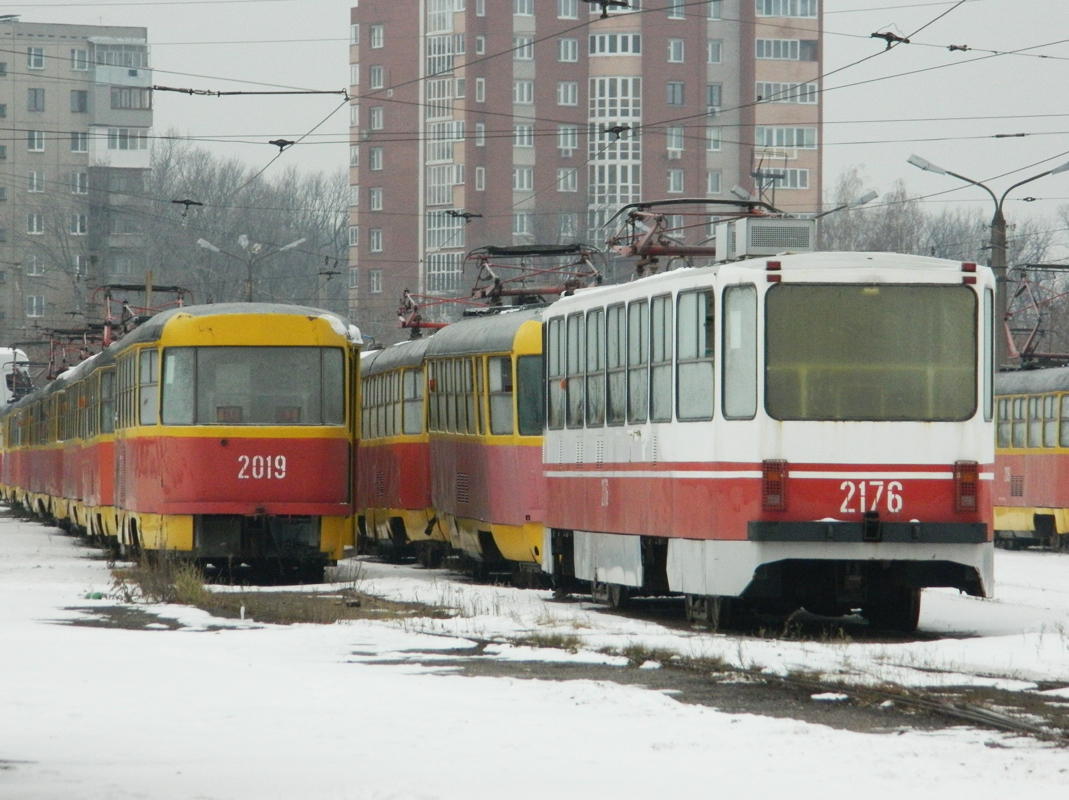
[
  {"xmin": 814, "ymin": 189, "xmax": 878, "ymax": 219},
  {"xmin": 197, "ymin": 236, "xmax": 306, "ymax": 302},
  {"xmin": 907, "ymin": 155, "xmax": 1069, "ymax": 368}
]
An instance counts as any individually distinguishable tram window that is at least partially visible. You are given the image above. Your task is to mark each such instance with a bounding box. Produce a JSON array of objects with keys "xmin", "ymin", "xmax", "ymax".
[
  {"xmin": 723, "ymin": 285, "xmax": 757, "ymax": 419},
  {"xmin": 100, "ymin": 369, "xmax": 115, "ymax": 433},
  {"xmin": 677, "ymin": 289, "xmax": 714, "ymax": 421},
  {"xmin": 139, "ymin": 349, "xmax": 159, "ymax": 426},
  {"xmin": 1061, "ymin": 395, "xmax": 1069, "ymax": 447},
  {"xmin": 606, "ymin": 305, "xmax": 626, "ymax": 425},
  {"xmin": 162, "ymin": 348, "xmax": 195, "ymax": 424},
  {"xmin": 766, "ymin": 284, "xmax": 975, "ymax": 421},
  {"xmin": 983, "ymin": 289, "xmax": 993, "ymax": 421},
  {"xmin": 586, "ymin": 308, "xmax": 605, "ymax": 427},
  {"xmin": 547, "ymin": 317, "xmax": 565, "ymax": 430},
  {"xmin": 1043, "ymin": 394, "xmax": 1058, "ymax": 448},
  {"xmin": 1012, "ymin": 397, "xmax": 1025, "ymax": 447},
  {"xmin": 1028, "ymin": 396, "xmax": 1041, "ymax": 448},
  {"xmin": 446, "ymin": 360, "xmax": 457, "ymax": 433},
  {"xmin": 650, "ymin": 295, "xmax": 673, "ymax": 422},
  {"xmin": 402, "ymin": 367, "xmax": 424, "ymax": 435},
  {"xmin": 996, "ymin": 398, "xmax": 1010, "ymax": 448},
  {"xmin": 427, "ymin": 362, "xmax": 439, "ymax": 432},
  {"xmin": 464, "ymin": 358, "xmax": 476, "ymax": 435},
  {"xmin": 566, "ymin": 313, "xmax": 585, "ymax": 428},
  {"xmin": 517, "ymin": 354, "xmax": 544, "ymax": 436},
  {"xmin": 627, "ymin": 300, "xmax": 649, "ymax": 423},
  {"xmin": 489, "ymin": 355, "xmax": 514, "ymax": 435},
  {"xmin": 475, "ymin": 359, "xmax": 485, "ymax": 435}
]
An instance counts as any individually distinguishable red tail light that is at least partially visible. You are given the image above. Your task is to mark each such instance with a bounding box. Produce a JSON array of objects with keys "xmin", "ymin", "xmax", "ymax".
[
  {"xmin": 762, "ymin": 459, "xmax": 788, "ymax": 511},
  {"xmin": 954, "ymin": 460, "xmax": 979, "ymax": 512}
]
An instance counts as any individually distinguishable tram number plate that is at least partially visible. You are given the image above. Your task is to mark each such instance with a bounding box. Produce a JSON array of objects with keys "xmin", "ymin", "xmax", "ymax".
[
  {"xmin": 840, "ymin": 480, "xmax": 903, "ymax": 514},
  {"xmin": 237, "ymin": 455, "xmax": 288, "ymax": 480}
]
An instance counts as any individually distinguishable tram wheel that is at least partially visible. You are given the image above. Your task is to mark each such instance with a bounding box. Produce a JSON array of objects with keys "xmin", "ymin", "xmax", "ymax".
[
  {"xmin": 606, "ymin": 583, "xmax": 630, "ymax": 610},
  {"xmin": 864, "ymin": 585, "xmax": 921, "ymax": 633}
]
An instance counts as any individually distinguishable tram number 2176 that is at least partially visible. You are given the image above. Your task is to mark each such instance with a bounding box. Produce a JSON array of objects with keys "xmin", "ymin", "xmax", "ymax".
[
  {"xmin": 840, "ymin": 480, "xmax": 903, "ymax": 514},
  {"xmin": 237, "ymin": 455, "xmax": 288, "ymax": 480}
]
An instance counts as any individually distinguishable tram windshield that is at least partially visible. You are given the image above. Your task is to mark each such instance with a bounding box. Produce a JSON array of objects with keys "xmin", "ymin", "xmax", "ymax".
[
  {"xmin": 765, "ymin": 284, "xmax": 977, "ymax": 421},
  {"xmin": 161, "ymin": 347, "xmax": 345, "ymax": 425}
]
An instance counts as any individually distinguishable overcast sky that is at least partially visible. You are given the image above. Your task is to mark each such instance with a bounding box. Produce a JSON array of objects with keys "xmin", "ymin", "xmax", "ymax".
[{"xmin": 14, "ymin": 0, "xmax": 1069, "ymax": 238}]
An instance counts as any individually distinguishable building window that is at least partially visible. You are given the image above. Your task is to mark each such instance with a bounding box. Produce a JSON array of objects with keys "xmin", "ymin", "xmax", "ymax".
[
  {"xmin": 706, "ymin": 127, "xmax": 722, "ymax": 151},
  {"xmin": 558, "ymin": 38, "xmax": 578, "ymax": 62},
  {"xmin": 26, "ymin": 296, "xmax": 45, "ymax": 318},
  {"xmin": 513, "ymin": 167, "xmax": 534, "ymax": 191},
  {"xmin": 369, "ymin": 229, "xmax": 383, "ymax": 253},
  {"xmin": 369, "ymin": 66, "xmax": 384, "ymax": 89},
  {"xmin": 27, "ymin": 131, "xmax": 45, "ymax": 152},
  {"xmin": 369, "ymin": 107, "xmax": 384, "ymax": 130},
  {"xmin": 71, "ymin": 132, "xmax": 88, "ymax": 152},
  {"xmin": 558, "ymin": 124, "xmax": 579, "ymax": 155},
  {"xmin": 776, "ymin": 168, "xmax": 810, "ymax": 189},
  {"xmin": 369, "ymin": 269, "xmax": 383, "ymax": 293},
  {"xmin": 668, "ymin": 169, "xmax": 684, "ymax": 194},
  {"xmin": 27, "ymin": 47, "xmax": 44, "ymax": 69},
  {"xmin": 756, "ymin": 0, "xmax": 818, "ymax": 18},
  {"xmin": 369, "ymin": 187, "xmax": 383, "ymax": 210},
  {"xmin": 348, "ymin": 268, "xmax": 359, "ymax": 289},
  {"xmin": 0, "ymin": 104, "xmax": 5, "ymax": 118},
  {"xmin": 476, "ymin": 0, "xmax": 486, "ymax": 16},
  {"xmin": 514, "ymin": 0, "xmax": 534, "ymax": 14},
  {"xmin": 755, "ymin": 126, "xmax": 818, "ymax": 149},
  {"xmin": 71, "ymin": 90, "xmax": 88, "ymax": 113},
  {"xmin": 349, "ymin": 184, "xmax": 360, "ymax": 207},
  {"xmin": 111, "ymin": 87, "xmax": 151, "ymax": 110},
  {"xmin": 475, "ymin": 166, "xmax": 486, "ymax": 191},
  {"xmin": 475, "ymin": 77, "xmax": 485, "ymax": 102},
  {"xmin": 70, "ymin": 214, "xmax": 88, "ymax": 235},
  {"xmin": 350, "ymin": 64, "xmax": 360, "ymax": 86},
  {"xmin": 370, "ymin": 25, "xmax": 384, "ymax": 48},
  {"xmin": 28, "ymin": 171, "xmax": 45, "ymax": 193},
  {"xmin": 589, "ymin": 34, "xmax": 642, "ymax": 56},
  {"xmin": 666, "ymin": 126, "xmax": 684, "ymax": 153},
  {"xmin": 756, "ymin": 81, "xmax": 818, "ymax": 104},
  {"xmin": 756, "ymin": 38, "xmax": 818, "ymax": 61},
  {"xmin": 25, "ymin": 254, "xmax": 43, "ymax": 275},
  {"xmin": 350, "ymin": 23, "xmax": 359, "ymax": 45},
  {"xmin": 707, "ymin": 39, "xmax": 723, "ymax": 63},
  {"xmin": 348, "ymin": 226, "xmax": 360, "ymax": 247},
  {"xmin": 709, "ymin": 0, "xmax": 723, "ymax": 18},
  {"xmin": 557, "ymin": 81, "xmax": 578, "ymax": 106},
  {"xmin": 27, "ymin": 213, "xmax": 45, "ymax": 235},
  {"xmin": 73, "ymin": 254, "xmax": 89, "ymax": 276},
  {"xmin": 558, "ymin": 0, "xmax": 578, "ymax": 17},
  {"xmin": 70, "ymin": 49, "xmax": 89, "ymax": 70},
  {"xmin": 514, "ymin": 36, "xmax": 534, "ymax": 60},
  {"xmin": 0, "ymin": 63, "xmax": 6, "ymax": 77},
  {"xmin": 707, "ymin": 83, "xmax": 722, "ymax": 111},
  {"xmin": 475, "ymin": 123, "xmax": 486, "ymax": 146},
  {"xmin": 557, "ymin": 168, "xmax": 578, "ymax": 193},
  {"xmin": 107, "ymin": 128, "xmax": 148, "ymax": 150},
  {"xmin": 475, "ymin": 36, "xmax": 486, "ymax": 55},
  {"xmin": 513, "ymin": 213, "xmax": 531, "ymax": 237},
  {"xmin": 70, "ymin": 172, "xmax": 89, "ymax": 194},
  {"xmin": 349, "ymin": 146, "xmax": 359, "ymax": 167},
  {"xmin": 514, "ymin": 124, "xmax": 534, "ymax": 147},
  {"xmin": 668, "ymin": 39, "xmax": 684, "ymax": 63},
  {"xmin": 369, "ymin": 147, "xmax": 383, "ymax": 170},
  {"xmin": 0, "ymin": 145, "xmax": 6, "ymax": 160},
  {"xmin": 28, "ymin": 88, "xmax": 45, "ymax": 112},
  {"xmin": 668, "ymin": 0, "xmax": 686, "ymax": 18},
  {"xmin": 667, "ymin": 82, "xmax": 685, "ymax": 106},
  {"xmin": 513, "ymin": 80, "xmax": 534, "ymax": 104},
  {"xmin": 706, "ymin": 170, "xmax": 722, "ymax": 195}
]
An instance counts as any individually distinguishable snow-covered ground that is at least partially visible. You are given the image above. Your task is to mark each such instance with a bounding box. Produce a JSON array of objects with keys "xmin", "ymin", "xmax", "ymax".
[{"xmin": 2, "ymin": 514, "xmax": 1068, "ymax": 799}]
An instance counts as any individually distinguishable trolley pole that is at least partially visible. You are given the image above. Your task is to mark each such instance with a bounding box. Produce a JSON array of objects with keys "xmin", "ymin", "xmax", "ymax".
[{"xmin": 908, "ymin": 155, "xmax": 1069, "ymax": 370}]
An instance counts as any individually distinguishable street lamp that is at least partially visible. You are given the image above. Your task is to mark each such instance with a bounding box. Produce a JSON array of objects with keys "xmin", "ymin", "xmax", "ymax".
[
  {"xmin": 197, "ymin": 236, "xmax": 307, "ymax": 302},
  {"xmin": 813, "ymin": 189, "xmax": 878, "ymax": 220},
  {"xmin": 907, "ymin": 154, "xmax": 1069, "ymax": 367}
]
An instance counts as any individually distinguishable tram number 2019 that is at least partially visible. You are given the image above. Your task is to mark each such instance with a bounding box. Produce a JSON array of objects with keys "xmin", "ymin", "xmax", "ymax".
[
  {"xmin": 840, "ymin": 480, "xmax": 903, "ymax": 514},
  {"xmin": 237, "ymin": 455, "xmax": 287, "ymax": 480}
]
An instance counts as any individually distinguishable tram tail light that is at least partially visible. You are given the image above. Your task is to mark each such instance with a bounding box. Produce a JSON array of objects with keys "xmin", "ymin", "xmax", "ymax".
[
  {"xmin": 954, "ymin": 460, "xmax": 979, "ymax": 512},
  {"xmin": 762, "ymin": 459, "xmax": 788, "ymax": 511}
]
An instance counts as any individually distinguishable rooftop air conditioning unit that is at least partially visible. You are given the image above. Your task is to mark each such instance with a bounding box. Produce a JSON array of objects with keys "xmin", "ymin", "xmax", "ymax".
[{"xmin": 714, "ymin": 217, "xmax": 815, "ymax": 261}]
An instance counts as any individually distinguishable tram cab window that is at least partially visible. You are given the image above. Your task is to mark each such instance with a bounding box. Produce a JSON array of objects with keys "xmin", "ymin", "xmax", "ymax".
[
  {"xmin": 546, "ymin": 317, "xmax": 565, "ymax": 430},
  {"xmin": 517, "ymin": 354, "xmax": 544, "ymax": 436},
  {"xmin": 1060, "ymin": 395, "xmax": 1069, "ymax": 447},
  {"xmin": 161, "ymin": 347, "xmax": 345, "ymax": 425},
  {"xmin": 139, "ymin": 349, "xmax": 159, "ymax": 426},
  {"xmin": 723, "ymin": 285, "xmax": 757, "ymax": 419},
  {"xmin": 489, "ymin": 355, "xmax": 513, "ymax": 435},
  {"xmin": 402, "ymin": 367, "xmax": 424, "ymax": 435}
]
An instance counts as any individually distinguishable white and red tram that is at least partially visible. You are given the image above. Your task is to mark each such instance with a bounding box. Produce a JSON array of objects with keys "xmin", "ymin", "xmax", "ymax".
[{"xmin": 542, "ymin": 252, "xmax": 995, "ymax": 631}]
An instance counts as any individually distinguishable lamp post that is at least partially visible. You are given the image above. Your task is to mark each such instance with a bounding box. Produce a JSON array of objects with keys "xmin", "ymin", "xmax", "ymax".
[
  {"xmin": 197, "ymin": 236, "xmax": 307, "ymax": 302},
  {"xmin": 814, "ymin": 189, "xmax": 878, "ymax": 219},
  {"xmin": 907, "ymin": 155, "xmax": 1069, "ymax": 368}
]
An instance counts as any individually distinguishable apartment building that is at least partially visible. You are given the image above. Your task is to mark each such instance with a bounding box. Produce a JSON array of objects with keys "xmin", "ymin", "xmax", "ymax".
[
  {"xmin": 0, "ymin": 18, "xmax": 152, "ymax": 347},
  {"xmin": 348, "ymin": 0, "xmax": 821, "ymax": 342}
]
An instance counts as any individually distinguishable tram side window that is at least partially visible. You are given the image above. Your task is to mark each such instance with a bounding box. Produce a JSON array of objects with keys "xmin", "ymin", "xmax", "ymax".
[
  {"xmin": 627, "ymin": 299, "xmax": 649, "ymax": 424},
  {"xmin": 1012, "ymin": 397, "xmax": 1025, "ymax": 447},
  {"xmin": 606, "ymin": 304, "xmax": 626, "ymax": 425},
  {"xmin": 677, "ymin": 289, "xmax": 714, "ymax": 421},
  {"xmin": 428, "ymin": 362, "xmax": 440, "ymax": 431},
  {"xmin": 650, "ymin": 295, "xmax": 673, "ymax": 422},
  {"xmin": 1061, "ymin": 395, "xmax": 1069, "ymax": 448},
  {"xmin": 723, "ymin": 284, "xmax": 757, "ymax": 419},
  {"xmin": 402, "ymin": 367, "xmax": 424, "ymax": 435},
  {"xmin": 996, "ymin": 398, "xmax": 1010, "ymax": 448},
  {"xmin": 489, "ymin": 355, "xmax": 514, "ymax": 435},
  {"xmin": 1043, "ymin": 394, "xmax": 1058, "ymax": 448},
  {"xmin": 566, "ymin": 313, "xmax": 585, "ymax": 428},
  {"xmin": 101, "ymin": 369, "xmax": 115, "ymax": 433},
  {"xmin": 463, "ymin": 358, "xmax": 475, "ymax": 435},
  {"xmin": 117, "ymin": 354, "xmax": 135, "ymax": 428},
  {"xmin": 546, "ymin": 317, "xmax": 565, "ymax": 430},
  {"xmin": 139, "ymin": 349, "xmax": 159, "ymax": 426},
  {"xmin": 586, "ymin": 308, "xmax": 605, "ymax": 427},
  {"xmin": 517, "ymin": 354, "xmax": 544, "ymax": 436},
  {"xmin": 1028, "ymin": 396, "xmax": 1041, "ymax": 448}
]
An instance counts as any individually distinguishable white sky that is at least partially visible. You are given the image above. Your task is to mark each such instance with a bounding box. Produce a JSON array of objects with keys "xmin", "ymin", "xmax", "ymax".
[{"xmin": 14, "ymin": 0, "xmax": 1069, "ymax": 238}]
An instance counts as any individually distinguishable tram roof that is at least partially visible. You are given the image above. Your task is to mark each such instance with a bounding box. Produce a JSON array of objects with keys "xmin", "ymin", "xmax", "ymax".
[
  {"xmin": 363, "ymin": 337, "xmax": 432, "ymax": 376},
  {"xmin": 995, "ymin": 367, "xmax": 1069, "ymax": 395},
  {"xmin": 425, "ymin": 307, "xmax": 542, "ymax": 357}
]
